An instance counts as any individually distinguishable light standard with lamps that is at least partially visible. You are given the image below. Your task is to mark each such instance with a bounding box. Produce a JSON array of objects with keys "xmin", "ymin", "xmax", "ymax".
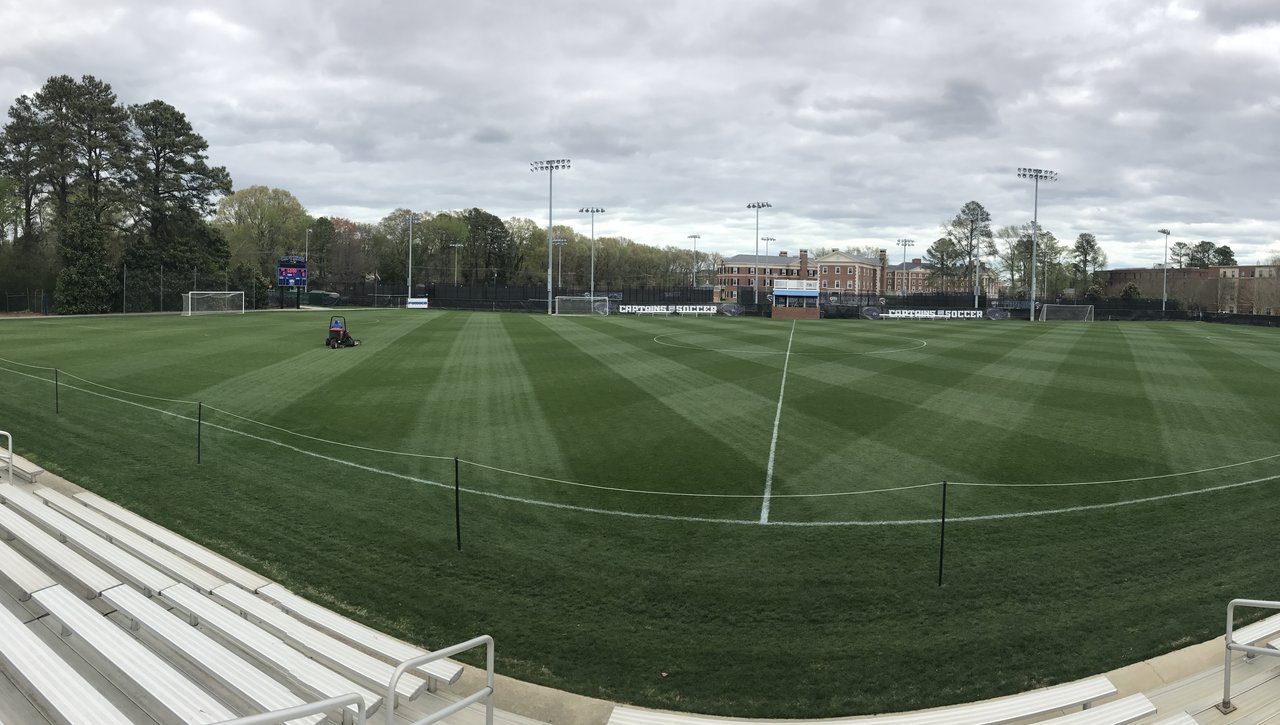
[
  {"xmin": 450, "ymin": 242, "xmax": 462, "ymax": 284},
  {"xmin": 761, "ymin": 237, "xmax": 775, "ymax": 290},
  {"xmin": 580, "ymin": 207, "xmax": 605, "ymax": 299},
  {"xmin": 1016, "ymin": 168, "xmax": 1058, "ymax": 320},
  {"xmin": 687, "ymin": 234, "xmax": 701, "ymax": 286},
  {"xmin": 552, "ymin": 239, "xmax": 568, "ymax": 288},
  {"xmin": 304, "ymin": 229, "xmax": 311, "ymax": 293},
  {"xmin": 896, "ymin": 238, "xmax": 915, "ymax": 295},
  {"xmin": 747, "ymin": 202, "xmax": 771, "ymax": 305},
  {"xmin": 406, "ymin": 213, "xmax": 414, "ymax": 299},
  {"xmin": 1157, "ymin": 228, "xmax": 1171, "ymax": 314},
  {"xmin": 532, "ymin": 159, "xmax": 570, "ymax": 314}
]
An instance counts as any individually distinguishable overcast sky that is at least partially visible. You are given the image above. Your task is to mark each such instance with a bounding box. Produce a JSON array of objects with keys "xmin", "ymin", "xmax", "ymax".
[{"xmin": 4, "ymin": 0, "xmax": 1280, "ymax": 268}]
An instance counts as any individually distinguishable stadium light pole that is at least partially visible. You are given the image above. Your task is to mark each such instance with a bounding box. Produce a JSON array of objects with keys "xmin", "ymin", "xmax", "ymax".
[
  {"xmin": 688, "ymin": 234, "xmax": 701, "ymax": 286},
  {"xmin": 747, "ymin": 202, "xmax": 771, "ymax": 304},
  {"xmin": 1158, "ymin": 228, "xmax": 1171, "ymax": 314},
  {"xmin": 532, "ymin": 159, "xmax": 570, "ymax": 314},
  {"xmin": 896, "ymin": 238, "xmax": 915, "ymax": 295},
  {"xmin": 580, "ymin": 207, "xmax": 605, "ymax": 299},
  {"xmin": 450, "ymin": 242, "xmax": 462, "ymax": 284},
  {"xmin": 1017, "ymin": 168, "xmax": 1057, "ymax": 320},
  {"xmin": 761, "ymin": 237, "xmax": 775, "ymax": 289},
  {"xmin": 553, "ymin": 239, "xmax": 568, "ymax": 288},
  {"xmin": 304, "ymin": 229, "xmax": 311, "ymax": 293},
  {"xmin": 406, "ymin": 214, "xmax": 413, "ymax": 299}
]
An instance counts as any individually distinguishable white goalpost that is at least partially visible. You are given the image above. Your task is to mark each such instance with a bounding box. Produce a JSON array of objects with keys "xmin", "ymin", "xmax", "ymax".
[
  {"xmin": 1039, "ymin": 303, "xmax": 1094, "ymax": 321},
  {"xmin": 555, "ymin": 296, "xmax": 610, "ymax": 316},
  {"xmin": 182, "ymin": 291, "xmax": 245, "ymax": 316}
]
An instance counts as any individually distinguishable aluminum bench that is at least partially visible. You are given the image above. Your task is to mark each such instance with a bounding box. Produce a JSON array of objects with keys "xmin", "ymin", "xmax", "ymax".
[
  {"xmin": 0, "ymin": 483, "xmax": 176, "ymax": 595},
  {"xmin": 213, "ymin": 583, "xmax": 430, "ymax": 701},
  {"xmin": 33, "ymin": 584, "xmax": 236, "ymax": 723},
  {"xmin": 1040, "ymin": 694, "xmax": 1157, "ymax": 724},
  {"xmin": 0, "ymin": 595, "xmax": 132, "ymax": 725},
  {"xmin": 160, "ymin": 583, "xmax": 382, "ymax": 717},
  {"xmin": 36, "ymin": 486, "xmax": 224, "ymax": 592},
  {"xmin": 259, "ymin": 582, "xmax": 464, "ymax": 688},
  {"xmin": 0, "ymin": 497, "xmax": 119, "ymax": 598},
  {"xmin": 102, "ymin": 584, "xmax": 325, "ymax": 725},
  {"xmin": 75, "ymin": 490, "xmax": 272, "ymax": 592}
]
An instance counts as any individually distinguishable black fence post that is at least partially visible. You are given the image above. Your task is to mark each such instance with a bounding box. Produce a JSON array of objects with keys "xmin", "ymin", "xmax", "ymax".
[
  {"xmin": 454, "ymin": 457, "xmax": 462, "ymax": 551},
  {"xmin": 938, "ymin": 480, "xmax": 948, "ymax": 587}
]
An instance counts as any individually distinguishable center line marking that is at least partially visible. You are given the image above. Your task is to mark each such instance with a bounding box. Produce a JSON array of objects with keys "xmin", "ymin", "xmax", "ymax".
[{"xmin": 760, "ymin": 320, "xmax": 796, "ymax": 524}]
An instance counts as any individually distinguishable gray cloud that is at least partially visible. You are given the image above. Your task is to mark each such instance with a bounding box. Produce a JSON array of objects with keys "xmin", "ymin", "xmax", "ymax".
[{"xmin": 2, "ymin": 0, "xmax": 1279, "ymax": 267}]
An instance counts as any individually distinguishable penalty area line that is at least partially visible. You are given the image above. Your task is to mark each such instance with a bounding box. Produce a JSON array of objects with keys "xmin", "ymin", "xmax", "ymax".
[{"xmin": 760, "ymin": 320, "xmax": 796, "ymax": 524}]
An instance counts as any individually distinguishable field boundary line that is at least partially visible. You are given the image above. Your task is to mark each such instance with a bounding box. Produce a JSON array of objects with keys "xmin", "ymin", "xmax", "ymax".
[
  {"xmin": 3, "ymin": 363, "xmax": 1280, "ymax": 527},
  {"xmin": 760, "ymin": 320, "xmax": 796, "ymax": 524}
]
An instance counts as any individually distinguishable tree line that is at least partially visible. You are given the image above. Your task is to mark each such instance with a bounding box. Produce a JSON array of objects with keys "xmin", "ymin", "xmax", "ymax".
[
  {"xmin": 1, "ymin": 74, "xmax": 1252, "ymax": 312},
  {"xmin": 0, "ymin": 75, "xmax": 722, "ymax": 312},
  {"xmin": 922, "ymin": 201, "xmax": 1236, "ymax": 300}
]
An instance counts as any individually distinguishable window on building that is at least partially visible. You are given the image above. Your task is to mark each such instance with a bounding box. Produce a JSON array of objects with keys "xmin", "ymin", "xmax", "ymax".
[
  {"xmin": 846, "ymin": 280, "xmax": 853, "ymax": 289},
  {"xmin": 821, "ymin": 266, "xmax": 827, "ymax": 274},
  {"xmin": 847, "ymin": 266, "xmax": 854, "ymax": 274}
]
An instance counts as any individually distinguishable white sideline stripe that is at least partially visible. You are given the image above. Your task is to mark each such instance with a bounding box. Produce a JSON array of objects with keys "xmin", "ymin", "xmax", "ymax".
[
  {"xmin": 760, "ymin": 320, "xmax": 797, "ymax": 524},
  {"xmin": 6, "ymin": 365, "xmax": 1280, "ymax": 527}
]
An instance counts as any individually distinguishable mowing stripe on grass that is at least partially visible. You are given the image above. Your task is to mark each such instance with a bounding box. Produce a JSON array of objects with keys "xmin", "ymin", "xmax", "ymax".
[{"xmin": 760, "ymin": 320, "xmax": 796, "ymax": 524}]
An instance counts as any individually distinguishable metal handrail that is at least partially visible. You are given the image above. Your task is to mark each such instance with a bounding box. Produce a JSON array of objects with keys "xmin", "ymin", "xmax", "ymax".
[
  {"xmin": 215, "ymin": 692, "xmax": 367, "ymax": 725},
  {"xmin": 386, "ymin": 634, "xmax": 494, "ymax": 725},
  {"xmin": 0, "ymin": 431, "xmax": 11, "ymax": 484},
  {"xmin": 1219, "ymin": 598, "xmax": 1280, "ymax": 713}
]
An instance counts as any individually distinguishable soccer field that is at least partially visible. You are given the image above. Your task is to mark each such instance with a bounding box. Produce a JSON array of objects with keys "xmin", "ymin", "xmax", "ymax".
[{"xmin": 2, "ymin": 310, "xmax": 1279, "ymax": 717}]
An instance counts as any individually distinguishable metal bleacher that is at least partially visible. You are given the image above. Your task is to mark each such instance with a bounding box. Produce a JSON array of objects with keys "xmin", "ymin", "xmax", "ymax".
[{"xmin": 0, "ymin": 469, "xmax": 505, "ymax": 725}]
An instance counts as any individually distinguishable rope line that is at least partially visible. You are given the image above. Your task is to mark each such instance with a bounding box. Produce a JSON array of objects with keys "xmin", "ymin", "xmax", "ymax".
[{"xmin": 1, "ymin": 359, "xmax": 1277, "ymax": 499}]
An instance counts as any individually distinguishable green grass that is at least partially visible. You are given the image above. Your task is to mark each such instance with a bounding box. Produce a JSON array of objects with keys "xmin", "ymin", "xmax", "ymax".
[{"xmin": 2, "ymin": 310, "xmax": 1280, "ymax": 717}]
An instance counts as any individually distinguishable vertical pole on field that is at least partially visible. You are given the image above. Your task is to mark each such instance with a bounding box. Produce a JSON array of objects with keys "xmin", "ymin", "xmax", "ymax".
[
  {"xmin": 454, "ymin": 457, "xmax": 462, "ymax": 551},
  {"xmin": 54, "ymin": 368, "xmax": 59, "ymax": 414},
  {"xmin": 938, "ymin": 480, "xmax": 948, "ymax": 587},
  {"xmin": 197, "ymin": 402, "xmax": 203, "ymax": 464}
]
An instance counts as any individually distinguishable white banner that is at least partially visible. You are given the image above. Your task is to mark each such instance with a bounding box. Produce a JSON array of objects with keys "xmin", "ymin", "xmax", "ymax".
[
  {"xmin": 618, "ymin": 305, "xmax": 717, "ymax": 315},
  {"xmin": 406, "ymin": 297, "xmax": 430, "ymax": 309}
]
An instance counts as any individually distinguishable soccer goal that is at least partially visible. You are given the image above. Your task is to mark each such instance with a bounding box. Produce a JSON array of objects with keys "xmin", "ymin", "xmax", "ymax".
[
  {"xmin": 555, "ymin": 296, "xmax": 609, "ymax": 316},
  {"xmin": 182, "ymin": 291, "xmax": 245, "ymax": 316},
  {"xmin": 1039, "ymin": 303, "xmax": 1094, "ymax": 321}
]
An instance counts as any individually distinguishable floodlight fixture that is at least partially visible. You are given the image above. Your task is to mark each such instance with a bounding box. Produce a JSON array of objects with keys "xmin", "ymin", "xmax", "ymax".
[
  {"xmin": 1016, "ymin": 168, "xmax": 1058, "ymax": 320},
  {"xmin": 580, "ymin": 207, "xmax": 606, "ymax": 299},
  {"xmin": 688, "ymin": 234, "xmax": 701, "ymax": 286},
  {"xmin": 1158, "ymin": 228, "xmax": 1171, "ymax": 313},
  {"xmin": 532, "ymin": 158, "xmax": 571, "ymax": 312},
  {"xmin": 747, "ymin": 202, "xmax": 772, "ymax": 302},
  {"xmin": 896, "ymin": 238, "xmax": 915, "ymax": 295}
]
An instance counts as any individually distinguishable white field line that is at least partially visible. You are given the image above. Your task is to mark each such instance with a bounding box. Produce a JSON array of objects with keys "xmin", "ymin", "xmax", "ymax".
[
  {"xmin": 4, "ymin": 362, "xmax": 1280, "ymax": 528},
  {"xmin": 760, "ymin": 320, "xmax": 797, "ymax": 524}
]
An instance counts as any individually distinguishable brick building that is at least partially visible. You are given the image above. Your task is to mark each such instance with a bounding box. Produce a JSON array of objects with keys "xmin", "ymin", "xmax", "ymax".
[{"xmin": 1101, "ymin": 265, "xmax": 1280, "ymax": 314}]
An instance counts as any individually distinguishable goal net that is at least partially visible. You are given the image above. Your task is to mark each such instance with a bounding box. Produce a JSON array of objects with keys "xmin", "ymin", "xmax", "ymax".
[
  {"xmin": 182, "ymin": 291, "xmax": 245, "ymax": 316},
  {"xmin": 555, "ymin": 296, "xmax": 609, "ymax": 316},
  {"xmin": 1039, "ymin": 303, "xmax": 1094, "ymax": 321}
]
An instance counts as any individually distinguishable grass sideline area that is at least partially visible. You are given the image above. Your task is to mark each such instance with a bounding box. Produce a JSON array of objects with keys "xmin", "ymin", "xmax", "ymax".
[{"xmin": 1, "ymin": 309, "xmax": 1279, "ymax": 717}]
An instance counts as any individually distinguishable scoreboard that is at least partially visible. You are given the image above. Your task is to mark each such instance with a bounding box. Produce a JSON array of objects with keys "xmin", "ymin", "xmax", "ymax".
[{"xmin": 277, "ymin": 256, "xmax": 308, "ymax": 287}]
